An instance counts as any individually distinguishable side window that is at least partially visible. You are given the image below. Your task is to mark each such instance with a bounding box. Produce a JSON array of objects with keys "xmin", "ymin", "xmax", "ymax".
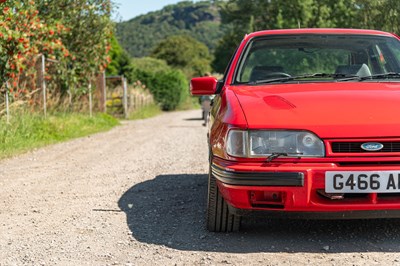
[{"xmin": 385, "ymin": 42, "xmax": 400, "ymax": 73}]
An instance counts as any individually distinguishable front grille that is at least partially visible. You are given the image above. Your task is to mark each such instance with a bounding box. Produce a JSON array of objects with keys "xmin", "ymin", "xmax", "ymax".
[
  {"xmin": 331, "ymin": 142, "xmax": 400, "ymax": 153},
  {"xmin": 338, "ymin": 161, "xmax": 400, "ymax": 166}
]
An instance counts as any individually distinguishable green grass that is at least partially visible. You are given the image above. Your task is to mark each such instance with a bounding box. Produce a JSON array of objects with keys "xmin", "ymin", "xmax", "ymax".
[
  {"xmin": 128, "ymin": 103, "xmax": 162, "ymax": 120},
  {"xmin": 0, "ymin": 112, "xmax": 119, "ymax": 159}
]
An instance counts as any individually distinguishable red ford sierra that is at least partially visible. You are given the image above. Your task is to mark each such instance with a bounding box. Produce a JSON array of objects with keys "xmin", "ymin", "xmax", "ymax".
[{"xmin": 190, "ymin": 29, "xmax": 400, "ymax": 232}]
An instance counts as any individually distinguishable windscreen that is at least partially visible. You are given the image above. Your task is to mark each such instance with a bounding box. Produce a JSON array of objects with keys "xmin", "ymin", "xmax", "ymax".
[{"xmin": 235, "ymin": 34, "xmax": 400, "ymax": 84}]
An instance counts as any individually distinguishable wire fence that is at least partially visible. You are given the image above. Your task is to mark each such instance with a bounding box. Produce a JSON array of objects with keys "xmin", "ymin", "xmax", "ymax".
[
  {"xmin": 0, "ymin": 55, "xmax": 154, "ymax": 122},
  {"xmin": 105, "ymin": 77, "xmax": 154, "ymax": 118}
]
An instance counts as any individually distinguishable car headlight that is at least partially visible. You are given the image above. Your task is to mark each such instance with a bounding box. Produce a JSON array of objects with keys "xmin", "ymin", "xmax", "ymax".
[{"xmin": 226, "ymin": 130, "xmax": 325, "ymax": 158}]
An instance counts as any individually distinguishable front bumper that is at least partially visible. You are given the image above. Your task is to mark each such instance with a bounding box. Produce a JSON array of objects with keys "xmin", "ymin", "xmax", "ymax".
[
  {"xmin": 212, "ymin": 164, "xmax": 304, "ymax": 187},
  {"xmin": 213, "ymin": 157, "xmax": 400, "ymax": 216}
]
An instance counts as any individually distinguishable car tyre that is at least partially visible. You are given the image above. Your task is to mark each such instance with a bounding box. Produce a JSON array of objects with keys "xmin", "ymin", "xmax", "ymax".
[{"xmin": 207, "ymin": 162, "xmax": 241, "ymax": 232}]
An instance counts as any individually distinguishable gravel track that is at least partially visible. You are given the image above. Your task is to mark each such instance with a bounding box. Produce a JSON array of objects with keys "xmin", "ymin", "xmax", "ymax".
[{"xmin": 1, "ymin": 110, "xmax": 400, "ymax": 265}]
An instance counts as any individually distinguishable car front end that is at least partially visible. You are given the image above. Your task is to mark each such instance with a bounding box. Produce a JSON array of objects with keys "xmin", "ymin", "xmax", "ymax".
[{"xmin": 191, "ymin": 29, "xmax": 400, "ymax": 232}]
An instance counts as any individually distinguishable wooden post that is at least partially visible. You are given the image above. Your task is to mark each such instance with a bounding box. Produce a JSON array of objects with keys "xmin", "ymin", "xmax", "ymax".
[
  {"xmin": 41, "ymin": 54, "xmax": 47, "ymax": 118},
  {"xmin": 102, "ymin": 72, "xmax": 106, "ymax": 112},
  {"xmin": 96, "ymin": 72, "xmax": 106, "ymax": 113},
  {"xmin": 88, "ymin": 81, "xmax": 93, "ymax": 118},
  {"xmin": 5, "ymin": 81, "xmax": 10, "ymax": 124},
  {"xmin": 122, "ymin": 77, "xmax": 128, "ymax": 119}
]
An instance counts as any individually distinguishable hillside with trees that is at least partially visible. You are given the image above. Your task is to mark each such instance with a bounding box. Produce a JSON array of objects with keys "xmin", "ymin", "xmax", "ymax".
[
  {"xmin": 117, "ymin": 0, "xmax": 400, "ymax": 75},
  {"xmin": 111, "ymin": 0, "xmax": 400, "ymax": 111},
  {"xmin": 115, "ymin": 0, "xmax": 223, "ymax": 58}
]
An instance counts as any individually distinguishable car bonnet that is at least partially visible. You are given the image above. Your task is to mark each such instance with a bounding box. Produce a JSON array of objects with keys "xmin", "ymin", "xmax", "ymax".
[{"xmin": 231, "ymin": 82, "xmax": 400, "ymax": 139}]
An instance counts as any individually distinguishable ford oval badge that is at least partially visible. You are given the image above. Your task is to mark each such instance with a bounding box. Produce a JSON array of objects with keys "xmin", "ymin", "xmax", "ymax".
[{"xmin": 361, "ymin": 142, "xmax": 384, "ymax": 151}]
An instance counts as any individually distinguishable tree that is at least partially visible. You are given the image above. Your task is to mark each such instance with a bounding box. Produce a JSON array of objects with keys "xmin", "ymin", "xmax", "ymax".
[
  {"xmin": 0, "ymin": 0, "xmax": 66, "ymax": 94},
  {"xmin": 0, "ymin": 0, "xmax": 114, "ymax": 106},
  {"xmin": 106, "ymin": 35, "xmax": 133, "ymax": 80},
  {"xmin": 212, "ymin": 0, "xmax": 374, "ymax": 74},
  {"xmin": 151, "ymin": 35, "xmax": 212, "ymax": 78},
  {"xmin": 355, "ymin": 0, "xmax": 400, "ymax": 34},
  {"xmin": 36, "ymin": 0, "xmax": 114, "ymax": 97}
]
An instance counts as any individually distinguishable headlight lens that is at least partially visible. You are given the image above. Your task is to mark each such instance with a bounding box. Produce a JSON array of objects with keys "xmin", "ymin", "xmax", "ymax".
[{"xmin": 226, "ymin": 130, "xmax": 325, "ymax": 158}]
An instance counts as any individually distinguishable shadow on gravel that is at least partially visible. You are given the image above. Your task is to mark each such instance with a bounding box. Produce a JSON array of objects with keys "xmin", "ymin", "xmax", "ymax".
[
  {"xmin": 119, "ymin": 174, "xmax": 400, "ymax": 253},
  {"xmin": 183, "ymin": 117, "xmax": 203, "ymax": 121}
]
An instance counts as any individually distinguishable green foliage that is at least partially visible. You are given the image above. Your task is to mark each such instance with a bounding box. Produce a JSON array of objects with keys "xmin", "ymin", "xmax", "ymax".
[
  {"xmin": 116, "ymin": 1, "xmax": 223, "ymax": 58},
  {"xmin": 0, "ymin": 0, "xmax": 66, "ymax": 90},
  {"xmin": 131, "ymin": 57, "xmax": 170, "ymax": 74},
  {"xmin": 212, "ymin": 27, "xmax": 240, "ymax": 74},
  {"xmin": 106, "ymin": 35, "xmax": 133, "ymax": 79},
  {"xmin": 128, "ymin": 57, "xmax": 172, "ymax": 88},
  {"xmin": 355, "ymin": 0, "xmax": 400, "ymax": 34},
  {"xmin": 134, "ymin": 68, "xmax": 188, "ymax": 111},
  {"xmin": 0, "ymin": 112, "xmax": 119, "ymax": 159},
  {"xmin": 36, "ymin": 0, "xmax": 114, "ymax": 95},
  {"xmin": 0, "ymin": 0, "xmax": 114, "ymax": 102},
  {"xmin": 149, "ymin": 70, "xmax": 188, "ymax": 111},
  {"xmin": 212, "ymin": 0, "xmax": 400, "ymax": 74},
  {"xmin": 151, "ymin": 35, "xmax": 212, "ymax": 78},
  {"xmin": 118, "ymin": 56, "xmax": 189, "ymax": 111}
]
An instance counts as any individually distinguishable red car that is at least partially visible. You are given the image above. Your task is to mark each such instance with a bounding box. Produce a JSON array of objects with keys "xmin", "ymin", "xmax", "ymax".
[{"xmin": 190, "ymin": 29, "xmax": 400, "ymax": 232}]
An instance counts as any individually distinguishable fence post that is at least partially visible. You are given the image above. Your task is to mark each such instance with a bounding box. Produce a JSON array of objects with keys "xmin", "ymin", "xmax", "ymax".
[
  {"xmin": 102, "ymin": 72, "xmax": 106, "ymax": 113},
  {"xmin": 96, "ymin": 72, "xmax": 106, "ymax": 113},
  {"xmin": 88, "ymin": 80, "xmax": 93, "ymax": 118},
  {"xmin": 5, "ymin": 81, "xmax": 10, "ymax": 124},
  {"xmin": 122, "ymin": 77, "xmax": 128, "ymax": 119},
  {"xmin": 41, "ymin": 54, "xmax": 47, "ymax": 118}
]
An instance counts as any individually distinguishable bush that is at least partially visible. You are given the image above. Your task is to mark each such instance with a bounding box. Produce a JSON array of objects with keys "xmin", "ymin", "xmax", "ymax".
[
  {"xmin": 150, "ymin": 35, "xmax": 212, "ymax": 79},
  {"xmin": 148, "ymin": 70, "xmax": 188, "ymax": 111},
  {"xmin": 133, "ymin": 68, "xmax": 188, "ymax": 111},
  {"xmin": 131, "ymin": 57, "xmax": 170, "ymax": 73}
]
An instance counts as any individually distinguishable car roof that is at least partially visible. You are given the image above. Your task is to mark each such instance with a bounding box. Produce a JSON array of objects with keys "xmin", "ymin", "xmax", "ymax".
[{"xmin": 246, "ymin": 28, "xmax": 395, "ymax": 39}]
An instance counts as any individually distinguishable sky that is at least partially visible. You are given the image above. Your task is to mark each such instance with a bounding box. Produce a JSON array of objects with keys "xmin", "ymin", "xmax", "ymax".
[{"xmin": 113, "ymin": 0, "xmax": 195, "ymax": 22}]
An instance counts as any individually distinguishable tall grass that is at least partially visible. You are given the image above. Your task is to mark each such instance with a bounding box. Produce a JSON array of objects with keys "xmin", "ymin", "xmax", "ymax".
[
  {"xmin": 0, "ymin": 112, "xmax": 119, "ymax": 159},
  {"xmin": 128, "ymin": 103, "xmax": 162, "ymax": 120}
]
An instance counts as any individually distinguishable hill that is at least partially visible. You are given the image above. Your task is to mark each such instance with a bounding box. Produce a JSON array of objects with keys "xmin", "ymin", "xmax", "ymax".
[{"xmin": 115, "ymin": 1, "xmax": 223, "ymax": 58}]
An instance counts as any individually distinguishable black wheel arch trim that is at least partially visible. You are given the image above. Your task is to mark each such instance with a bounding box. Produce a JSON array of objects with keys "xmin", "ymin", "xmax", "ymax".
[{"xmin": 211, "ymin": 163, "xmax": 304, "ymax": 187}]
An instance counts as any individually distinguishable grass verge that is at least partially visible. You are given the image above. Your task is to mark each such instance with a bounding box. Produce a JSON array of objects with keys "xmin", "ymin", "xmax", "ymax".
[
  {"xmin": 128, "ymin": 103, "xmax": 162, "ymax": 120},
  {"xmin": 0, "ymin": 112, "xmax": 119, "ymax": 159}
]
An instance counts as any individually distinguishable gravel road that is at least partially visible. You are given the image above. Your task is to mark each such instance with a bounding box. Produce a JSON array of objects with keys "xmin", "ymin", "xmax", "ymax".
[{"xmin": 1, "ymin": 110, "xmax": 400, "ymax": 265}]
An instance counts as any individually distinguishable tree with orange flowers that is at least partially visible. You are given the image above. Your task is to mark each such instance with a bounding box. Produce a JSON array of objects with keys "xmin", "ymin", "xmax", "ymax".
[
  {"xmin": 35, "ymin": 0, "xmax": 114, "ymax": 97},
  {"xmin": 0, "ymin": 0, "xmax": 113, "ymax": 103},
  {"xmin": 0, "ymin": 1, "xmax": 60, "ymax": 91}
]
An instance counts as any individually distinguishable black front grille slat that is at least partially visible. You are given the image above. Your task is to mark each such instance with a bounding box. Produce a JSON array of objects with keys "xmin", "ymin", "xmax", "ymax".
[{"xmin": 332, "ymin": 141, "xmax": 400, "ymax": 153}]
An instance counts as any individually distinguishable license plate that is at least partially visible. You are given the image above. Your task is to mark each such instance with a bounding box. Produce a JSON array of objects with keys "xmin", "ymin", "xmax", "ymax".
[{"xmin": 325, "ymin": 171, "xmax": 400, "ymax": 193}]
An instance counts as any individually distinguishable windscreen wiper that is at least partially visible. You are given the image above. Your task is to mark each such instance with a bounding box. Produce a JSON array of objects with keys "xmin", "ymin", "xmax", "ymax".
[
  {"xmin": 250, "ymin": 76, "xmax": 294, "ymax": 85},
  {"xmin": 359, "ymin": 72, "xmax": 400, "ymax": 81},
  {"xmin": 251, "ymin": 73, "xmax": 359, "ymax": 85},
  {"xmin": 266, "ymin": 152, "xmax": 303, "ymax": 162}
]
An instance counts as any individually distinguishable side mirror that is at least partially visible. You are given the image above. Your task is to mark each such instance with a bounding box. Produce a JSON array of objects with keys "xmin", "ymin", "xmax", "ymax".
[{"xmin": 190, "ymin": 76, "xmax": 218, "ymax": 96}]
